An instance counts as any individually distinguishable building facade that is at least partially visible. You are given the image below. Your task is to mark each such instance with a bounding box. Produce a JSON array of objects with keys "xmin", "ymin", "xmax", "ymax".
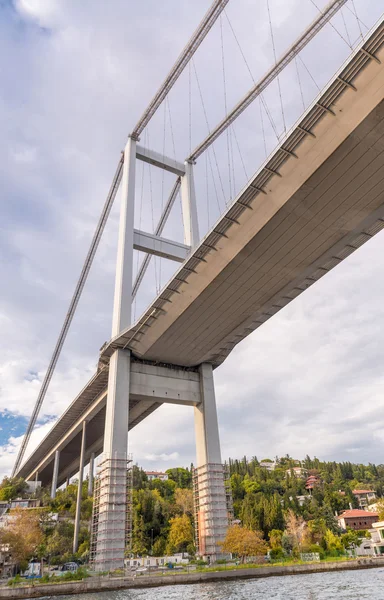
[
  {"xmin": 337, "ymin": 509, "xmax": 378, "ymax": 531},
  {"xmin": 145, "ymin": 472, "xmax": 169, "ymax": 482},
  {"xmin": 352, "ymin": 490, "xmax": 376, "ymax": 509}
]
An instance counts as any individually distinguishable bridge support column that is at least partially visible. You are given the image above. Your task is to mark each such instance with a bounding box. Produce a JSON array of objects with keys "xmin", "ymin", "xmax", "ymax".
[
  {"xmin": 181, "ymin": 160, "xmax": 199, "ymax": 249},
  {"xmin": 194, "ymin": 363, "xmax": 228, "ymax": 562},
  {"xmin": 93, "ymin": 136, "xmax": 136, "ymax": 571},
  {"xmin": 73, "ymin": 420, "xmax": 87, "ymax": 554},
  {"xmin": 50, "ymin": 450, "xmax": 60, "ymax": 499},
  {"xmin": 94, "ymin": 350, "xmax": 130, "ymax": 570},
  {"xmin": 88, "ymin": 452, "xmax": 95, "ymax": 496}
]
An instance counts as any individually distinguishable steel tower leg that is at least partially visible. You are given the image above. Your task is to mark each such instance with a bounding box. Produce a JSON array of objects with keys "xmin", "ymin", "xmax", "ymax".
[
  {"xmin": 194, "ymin": 363, "xmax": 228, "ymax": 562},
  {"xmin": 95, "ymin": 137, "xmax": 136, "ymax": 571}
]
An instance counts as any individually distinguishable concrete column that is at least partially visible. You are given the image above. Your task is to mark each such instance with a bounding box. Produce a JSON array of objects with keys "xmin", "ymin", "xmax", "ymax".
[
  {"xmin": 111, "ymin": 136, "xmax": 136, "ymax": 338},
  {"xmin": 194, "ymin": 363, "xmax": 227, "ymax": 562},
  {"xmin": 195, "ymin": 364, "xmax": 222, "ymax": 467},
  {"xmin": 66, "ymin": 476, "xmax": 70, "ymax": 487},
  {"xmin": 50, "ymin": 450, "xmax": 60, "ymax": 500},
  {"xmin": 181, "ymin": 160, "xmax": 199, "ymax": 249},
  {"xmin": 94, "ymin": 137, "xmax": 136, "ymax": 571},
  {"xmin": 88, "ymin": 452, "xmax": 95, "ymax": 496},
  {"xmin": 34, "ymin": 471, "xmax": 39, "ymax": 497},
  {"xmin": 73, "ymin": 420, "xmax": 87, "ymax": 554}
]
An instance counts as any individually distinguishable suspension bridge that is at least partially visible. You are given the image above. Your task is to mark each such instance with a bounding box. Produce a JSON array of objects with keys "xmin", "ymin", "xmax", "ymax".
[{"xmin": 10, "ymin": 0, "xmax": 384, "ymax": 570}]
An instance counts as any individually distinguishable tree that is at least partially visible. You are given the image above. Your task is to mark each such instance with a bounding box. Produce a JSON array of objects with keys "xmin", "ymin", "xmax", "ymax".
[
  {"xmin": 285, "ymin": 509, "xmax": 307, "ymax": 553},
  {"xmin": 132, "ymin": 514, "xmax": 148, "ymax": 556},
  {"xmin": 230, "ymin": 474, "xmax": 245, "ymax": 501},
  {"xmin": 174, "ymin": 488, "xmax": 194, "ymax": 515},
  {"xmin": 0, "ymin": 509, "xmax": 43, "ymax": 571},
  {"xmin": 0, "ymin": 477, "xmax": 28, "ymax": 501},
  {"xmin": 324, "ymin": 529, "xmax": 343, "ymax": 555},
  {"xmin": 377, "ymin": 498, "xmax": 384, "ymax": 521},
  {"xmin": 45, "ymin": 521, "xmax": 74, "ymax": 562},
  {"xmin": 167, "ymin": 514, "xmax": 194, "ymax": 554},
  {"xmin": 152, "ymin": 537, "xmax": 167, "ymax": 557},
  {"xmin": 166, "ymin": 468, "xmax": 192, "ymax": 488},
  {"xmin": 219, "ymin": 525, "xmax": 267, "ymax": 563},
  {"xmin": 269, "ymin": 529, "xmax": 283, "ymax": 550},
  {"xmin": 340, "ymin": 530, "xmax": 363, "ymax": 551}
]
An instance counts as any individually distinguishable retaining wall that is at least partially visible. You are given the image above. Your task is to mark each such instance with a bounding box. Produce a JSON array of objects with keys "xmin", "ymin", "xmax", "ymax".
[{"xmin": 1, "ymin": 557, "xmax": 383, "ymax": 599}]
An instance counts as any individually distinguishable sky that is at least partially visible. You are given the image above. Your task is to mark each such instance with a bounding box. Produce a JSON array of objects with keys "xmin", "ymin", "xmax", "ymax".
[{"xmin": 1, "ymin": 0, "xmax": 384, "ymax": 479}]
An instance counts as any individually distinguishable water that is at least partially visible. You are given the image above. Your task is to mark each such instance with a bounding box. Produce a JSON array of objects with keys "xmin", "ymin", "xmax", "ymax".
[{"xmin": 46, "ymin": 567, "xmax": 384, "ymax": 600}]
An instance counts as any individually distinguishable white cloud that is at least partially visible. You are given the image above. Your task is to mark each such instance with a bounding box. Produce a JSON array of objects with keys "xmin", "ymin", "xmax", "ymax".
[{"xmin": 144, "ymin": 452, "xmax": 180, "ymax": 462}]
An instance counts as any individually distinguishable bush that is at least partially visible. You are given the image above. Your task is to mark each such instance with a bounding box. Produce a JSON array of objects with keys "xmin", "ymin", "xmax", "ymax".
[
  {"xmin": 269, "ymin": 547, "xmax": 285, "ymax": 560},
  {"xmin": 7, "ymin": 574, "xmax": 22, "ymax": 587},
  {"xmin": 60, "ymin": 567, "xmax": 89, "ymax": 581}
]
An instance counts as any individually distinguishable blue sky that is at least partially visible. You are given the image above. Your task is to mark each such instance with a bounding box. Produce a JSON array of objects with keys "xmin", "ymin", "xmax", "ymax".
[{"xmin": 1, "ymin": 0, "xmax": 384, "ymax": 478}]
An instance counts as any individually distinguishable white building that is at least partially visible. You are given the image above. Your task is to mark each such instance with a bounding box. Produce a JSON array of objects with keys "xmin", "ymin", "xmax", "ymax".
[
  {"xmin": 125, "ymin": 553, "xmax": 189, "ymax": 568},
  {"xmin": 352, "ymin": 489, "xmax": 376, "ymax": 509},
  {"xmin": 370, "ymin": 521, "xmax": 384, "ymax": 555},
  {"xmin": 145, "ymin": 471, "xmax": 169, "ymax": 482},
  {"xmin": 286, "ymin": 467, "xmax": 307, "ymax": 479},
  {"xmin": 259, "ymin": 461, "xmax": 276, "ymax": 472}
]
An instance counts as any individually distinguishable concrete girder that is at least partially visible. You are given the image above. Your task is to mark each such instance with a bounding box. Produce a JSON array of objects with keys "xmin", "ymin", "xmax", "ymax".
[
  {"xmin": 133, "ymin": 229, "xmax": 191, "ymax": 263},
  {"xmin": 23, "ymin": 362, "xmax": 201, "ymax": 487}
]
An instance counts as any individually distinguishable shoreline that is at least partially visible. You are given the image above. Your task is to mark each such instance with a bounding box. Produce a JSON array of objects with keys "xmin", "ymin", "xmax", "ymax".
[{"xmin": 1, "ymin": 557, "xmax": 383, "ymax": 599}]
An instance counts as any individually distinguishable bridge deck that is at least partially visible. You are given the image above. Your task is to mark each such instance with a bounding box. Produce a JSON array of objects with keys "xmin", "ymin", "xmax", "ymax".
[{"xmin": 16, "ymin": 20, "xmax": 384, "ymax": 484}]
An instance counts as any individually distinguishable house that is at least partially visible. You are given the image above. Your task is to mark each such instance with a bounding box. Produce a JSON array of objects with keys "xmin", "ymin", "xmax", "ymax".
[
  {"xmin": 346, "ymin": 538, "xmax": 375, "ymax": 557},
  {"xmin": 145, "ymin": 471, "xmax": 169, "ymax": 482},
  {"xmin": 259, "ymin": 461, "xmax": 276, "ymax": 471},
  {"xmin": 296, "ymin": 495, "xmax": 311, "ymax": 506},
  {"xmin": 305, "ymin": 475, "xmax": 319, "ymax": 491},
  {"xmin": 125, "ymin": 553, "xmax": 189, "ymax": 568},
  {"xmin": 286, "ymin": 467, "xmax": 307, "ymax": 478},
  {"xmin": 10, "ymin": 498, "xmax": 41, "ymax": 509},
  {"xmin": 370, "ymin": 521, "xmax": 384, "ymax": 555},
  {"xmin": 352, "ymin": 489, "xmax": 376, "ymax": 508},
  {"xmin": 337, "ymin": 509, "xmax": 378, "ymax": 531}
]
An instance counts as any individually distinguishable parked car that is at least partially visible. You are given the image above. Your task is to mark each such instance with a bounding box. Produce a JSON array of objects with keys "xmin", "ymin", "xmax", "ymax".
[{"xmin": 62, "ymin": 562, "xmax": 78, "ymax": 572}]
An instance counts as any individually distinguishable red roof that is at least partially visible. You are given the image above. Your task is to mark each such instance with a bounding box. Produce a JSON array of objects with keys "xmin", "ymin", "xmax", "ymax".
[
  {"xmin": 337, "ymin": 509, "xmax": 378, "ymax": 519},
  {"xmin": 352, "ymin": 489, "xmax": 374, "ymax": 495}
]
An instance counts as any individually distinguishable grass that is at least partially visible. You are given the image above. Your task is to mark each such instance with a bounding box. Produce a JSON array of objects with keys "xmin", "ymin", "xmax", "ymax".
[{"xmin": 7, "ymin": 567, "xmax": 89, "ymax": 587}]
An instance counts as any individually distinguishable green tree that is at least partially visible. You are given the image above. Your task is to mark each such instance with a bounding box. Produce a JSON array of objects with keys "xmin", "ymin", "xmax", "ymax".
[
  {"xmin": 269, "ymin": 529, "xmax": 284, "ymax": 549},
  {"xmin": 0, "ymin": 477, "xmax": 28, "ymax": 501},
  {"xmin": 166, "ymin": 468, "xmax": 192, "ymax": 489},
  {"xmin": 132, "ymin": 514, "xmax": 148, "ymax": 556},
  {"xmin": 324, "ymin": 529, "xmax": 344, "ymax": 555},
  {"xmin": 45, "ymin": 521, "xmax": 74, "ymax": 562},
  {"xmin": 152, "ymin": 537, "xmax": 167, "ymax": 557}
]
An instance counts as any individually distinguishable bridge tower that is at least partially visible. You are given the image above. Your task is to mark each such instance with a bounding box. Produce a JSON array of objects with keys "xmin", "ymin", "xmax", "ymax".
[{"xmin": 91, "ymin": 135, "xmax": 228, "ymax": 570}]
